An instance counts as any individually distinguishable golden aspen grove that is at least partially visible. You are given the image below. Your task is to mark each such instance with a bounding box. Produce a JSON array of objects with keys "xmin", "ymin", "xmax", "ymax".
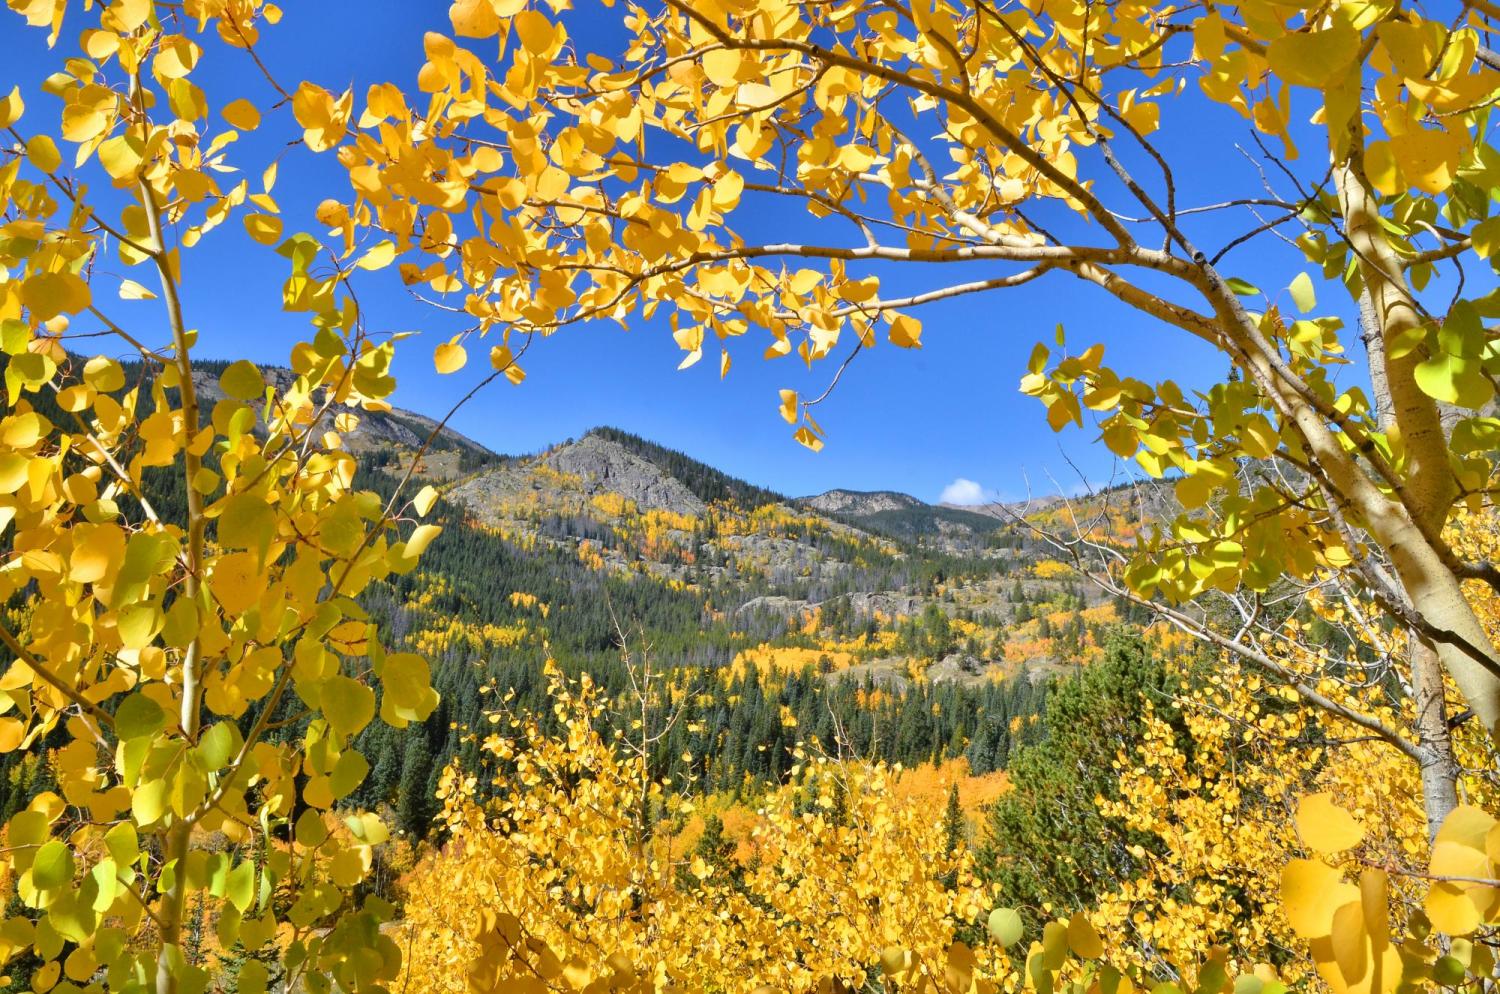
[{"xmin": 4, "ymin": 0, "xmax": 1500, "ymax": 992}]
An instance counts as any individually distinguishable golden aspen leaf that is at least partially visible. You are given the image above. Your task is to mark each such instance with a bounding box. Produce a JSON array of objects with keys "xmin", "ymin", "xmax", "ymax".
[
  {"xmin": 221, "ymin": 98, "xmax": 260, "ymax": 130},
  {"xmin": 889, "ymin": 314, "xmax": 922, "ymax": 348},
  {"xmin": 83, "ymin": 356, "xmax": 125, "ymax": 392},
  {"xmin": 1067, "ymin": 913, "xmax": 1103, "ymax": 959},
  {"xmin": 1282, "ymin": 858, "xmax": 1359, "ymax": 938},
  {"xmin": 720, "ymin": 349, "xmax": 731, "ymax": 379},
  {"xmin": 33, "ymin": 961, "xmax": 59, "ymax": 994},
  {"xmin": 779, "ymin": 389, "xmax": 798, "ymax": 424},
  {"xmin": 291, "ymin": 81, "xmax": 351, "ymax": 153},
  {"xmin": 1297, "ymin": 793, "xmax": 1365, "ymax": 854},
  {"xmin": 356, "ymin": 241, "xmax": 397, "ymax": 270},
  {"xmin": 26, "ymin": 134, "xmax": 61, "ymax": 173},
  {"xmin": 435, "ymin": 341, "xmax": 467, "ymax": 374},
  {"xmin": 0, "ymin": 718, "xmax": 22, "ymax": 753},
  {"xmin": 413, "ymin": 485, "xmax": 439, "ymax": 517},
  {"xmin": 406, "ymin": 524, "xmax": 442, "ymax": 559},
  {"xmin": 118, "ymin": 279, "xmax": 156, "ymax": 301},
  {"xmin": 109, "ymin": 0, "xmax": 152, "ymax": 32},
  {"xmin": 794, "ymin": 426, "xmax": 824, "ymax": 451},
  {"xmin": 321, "ymin": 675, "xmax": 376, "ymax": 737},
  {"xmin": 97, "ymin": 135, "xmax": 143, "ymax": 180},
  {"xmin": 1426, "ymin": 806, "xmax": 1500, "ymax": 935},
  {"xmin": 514, "ymin": 10, "xmax": 556, "ymax": 54},
  {"xmin": 154, "ymin": 36, "xmax": 201, "ymax": 78},
  {"xmin": 702, "ymin": 49, "xmax": 743, "ymax": 86},
  {"xmin": 380, "ymin": 653, "xmax": 440, "ymax": 728},
  {"xmin": 450, "ymin": 0, "xmax": 501, "ymax": 37},
  {"xmin": 220, "ymin": 359, "xmax": 265, "ymax": 401},
  {"xmin": 243, "ymin": 213, "xmax": 282, "ymax": 245},
  {"xmin": 0, "ymin": 87, "xmax": 23, "ymax": 128},
  {"xmin": 1267, "ymin": 22, "xmax": 1359, "ymax": 89},
  {"xmin": 22, "ymin": 271, "xmax": 91, "ymax": 321}
]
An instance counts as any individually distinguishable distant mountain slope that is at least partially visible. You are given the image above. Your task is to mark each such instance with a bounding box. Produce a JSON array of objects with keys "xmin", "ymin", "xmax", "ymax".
[
  {"xmin": 801, "ymin": 488, "xmax": 1002, "ymax": 546},
  {"xmin": 587, "ymin": 427, "xmax": 785, "ymax": 509}
]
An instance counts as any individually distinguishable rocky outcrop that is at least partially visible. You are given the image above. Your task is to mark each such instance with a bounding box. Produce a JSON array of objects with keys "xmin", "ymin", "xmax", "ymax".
[
  {"xmin": 803, "ymin": 489, "xmax": 923, "ymax": 516},
  {"xmin": 543, "ymin": 434, "xmax": 706, "ymax": 515}
]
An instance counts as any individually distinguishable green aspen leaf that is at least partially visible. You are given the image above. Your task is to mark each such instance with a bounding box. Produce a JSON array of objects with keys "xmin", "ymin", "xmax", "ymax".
[
  {"xmin": 32, "ymin": 840, "xmax": 74, "ymax": 890},
  {"xmin": 1288, "ymin": 272, "xmax": 1316, "ymax": 313},
  {"xmin": 217, "ymin": 492, "xmax": 276, "ymax": 556},
  {"xmin": 1472, "ymin": 216, "xmax": 1500, "ymax": 259},
  {"xmin": 329, "ymin": 749, "xmax": 369, "ymax": 799},
  {"xmin": 380, "ymin": 653, "xmax": 439, "ymax": 728},
  {"xmin": 987, "ymin": 907, "xmax": 1023, "ymax": 946},
  {"xmin": 1415, "ymin": 301, "xmax": 1495, "ymax": 409},
  {"xmin": 239, "ymin": 961, "xmax": 269, "ymax": 994},
  {"xmin": 219, "ymin": 360, "xmax": 265, "ymax": 401},
  {"xmin": 1416, "ymin": 351, "xmax": 1494, "ymax": 410},
  {"xmin": 1223, "ymin": 277, "xmax": 1260, "ymax": 296},
  {"xmin": 104, "ymin": 822, "xmax": 138, "ymax": 867},
  {"xmin": 9, "ymin": 809, "xmax": 49, "ymax": 848},
  {"xmin": 296, "ymin": 809, "xmax": 329, "ymax": 847},
  {"xmin": 115, "ymin": 694, "xmax": 165, "ymax": 741},
  {"xmin": 321, "ymin": 675, "xmax": 375, "ymax": 737},
  {"xmin": 196, "ymin": 722, "xmax": 237, "ymax": 770},
  {"xmin": 225, "ymin": 860, "xmax": 255, "ymax": 913},
  {"xmin": 132, "ymin": 778, "xmax": 167, "ymax": 825}
]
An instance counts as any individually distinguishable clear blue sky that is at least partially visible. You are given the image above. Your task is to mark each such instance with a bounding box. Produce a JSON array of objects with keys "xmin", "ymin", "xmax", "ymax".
[{"xmin": 3, "ymin": 4, "xmax": 1366, "ymax": 503}]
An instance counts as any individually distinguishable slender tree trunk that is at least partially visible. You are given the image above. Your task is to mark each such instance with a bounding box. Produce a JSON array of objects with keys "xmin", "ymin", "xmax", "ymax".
[
  {"xmin": 1411, "ymin": 639, "xmax": 1461, "ymax": 840},
  {"xmin": 1360, "ymin": 285, "xmax": 1462, "ymax": 838}
]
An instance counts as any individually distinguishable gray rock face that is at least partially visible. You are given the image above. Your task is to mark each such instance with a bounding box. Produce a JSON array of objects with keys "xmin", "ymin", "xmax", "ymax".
[
  {"xmin": 542, "ymin": 434, "xmax": 705, "ymax": 515},
  {"xmin": 803, "ymin": 489, "xmax": 923, "ymax": 516}
]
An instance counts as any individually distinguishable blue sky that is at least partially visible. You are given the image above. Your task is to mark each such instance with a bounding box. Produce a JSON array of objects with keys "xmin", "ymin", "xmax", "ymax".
[{"xmin": 3, "ymin": 3, "xmax": 1362, "ymax": 503}]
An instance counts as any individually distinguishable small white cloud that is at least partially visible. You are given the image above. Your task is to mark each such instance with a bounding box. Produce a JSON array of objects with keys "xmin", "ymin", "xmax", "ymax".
[{"xmin": 939, "ymin": 478, "xmax": 989, "ymax": 505}]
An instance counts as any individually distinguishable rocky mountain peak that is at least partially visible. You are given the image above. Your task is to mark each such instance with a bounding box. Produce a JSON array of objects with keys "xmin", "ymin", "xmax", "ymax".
[
  {"xmin": 542, "ymin": 433, "xmax": 706, "ymax": 515},
  {"xmin": 803, "ymin": 489, "xmax": 924, "ymax": 516}
]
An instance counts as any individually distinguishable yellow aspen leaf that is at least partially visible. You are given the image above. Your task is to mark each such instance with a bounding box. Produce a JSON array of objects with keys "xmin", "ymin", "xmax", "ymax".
[
  {"xmin": 291, "ymin": 81, "xmax": 351, "ymax": 153},
  {"xmin": 1281, "ymin": 858, "xmax": 1359, "ymax": 938},
  {"xmin": 1289, "ymin": 272, "xmax": 1316, "ymax": 314},
  {"xmin": 1067, "ymin": 912, "xmax": 1103, "ymax": 959},
  {"xmin": 1296, "ymin": 793, "xmax": 1365, "ymax": 854},
  {"xmin": 97, "ymin": 134, "xmax": 143, "ymax": 180},
  {"xmin": 794, "ymin": 426, "xmax": 823, "ymax": 451},
  {"xmin": 26, "ymin": 134, "xmax": 61, "ymax": 173},
  {"xmin": 720, "ymin": 349, "xmax": 731, "ymax": 379},
  {"xmin": 0, "ymin": 87, "xmax": 23, "ymax": 128},
  {"xmin": 514, "ymin": 10, "xmax": 557, "ymax": 54},
  {"xmin": 220, "ymin": 359, "xmax": 265, "ymax": 401},
  {"xmin": 435, "ymin": 341, "xmax": 468, "ymax": 374},
  {"xmin": 243, "ymin": 213, "xmax": 282, "ymax": 246},
  {"xmin": 413, "ymin": 485, "xmax": 439, "ymax": 517},
  {"xmin": 779, "ymin": 389, "xmax": 798, "ymax": 424},
  {"xmin": 1267, "ymin": 22, "xmax": 1359, "ymax": 89},
  {"xmin": 702, "ymin": 49, "xmax": 743, "ymax": 86},
  {"xmin": 889, "ymin": 314, "xmax": 922, "ymax": 348},
  {"xmin": 1426, "ymin": 806, "xmax": 1500, "ymax": 935},
  {"xmin": 21, "ymin": 271, "xmax": 90, "ymax": 321},
  {"xmin": 221, "ymin": 98, "xmax": 260, "ymax": 130},
  {"xmin": 380, "ymin": 653, "xmax": 440, "ymax": 728},
  {"xmin": 321, "ymin": 675, "xmax": 376, "ymax": 737},
  {"xmin": 450, "ymin": 0, "xmax": 501, "ymax": 38},
  {"xmin": 356, "ymin": 241, "xmax": 398, "ymax": 270},
  {"xmin": 118, "ymin": 279, "xmax": 156, "ymax": 301}
]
